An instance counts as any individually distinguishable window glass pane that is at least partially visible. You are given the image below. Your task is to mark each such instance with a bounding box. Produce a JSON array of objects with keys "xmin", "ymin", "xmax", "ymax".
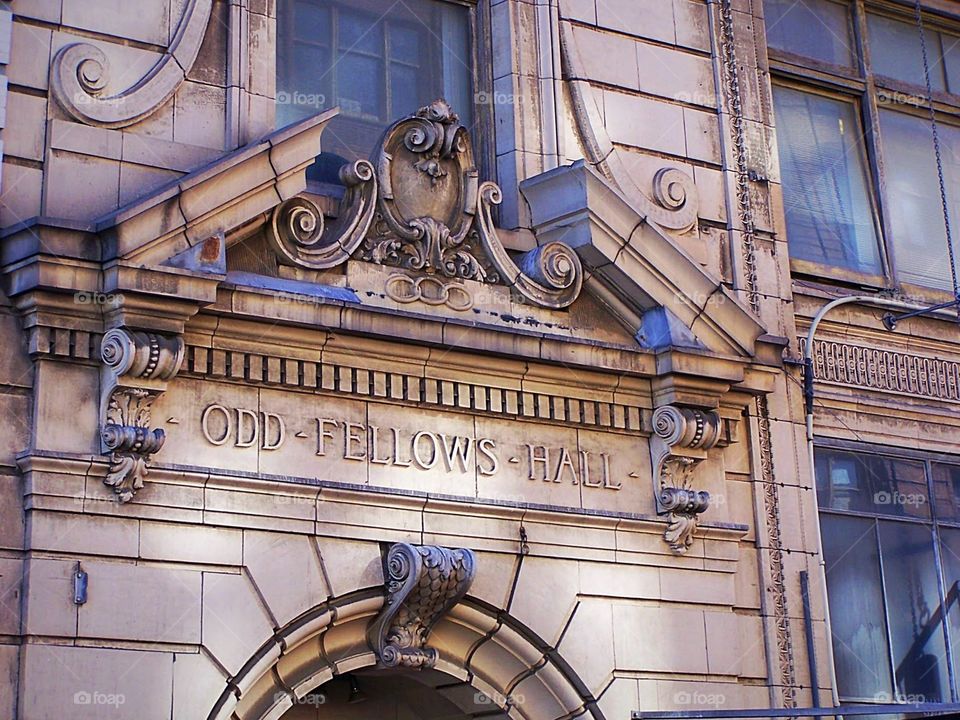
[
  {"xmin": 772, "ymin": 87, "xmax": 882, "ymax": 275},
  {"xmin": 277, "ymin": 0, "xmax": 474, "ymax": 183},
  {"xmin": 816, "ymin": 449, "xmax": 930, "ymax": 519},
  {"xmin": 938, "ymin": 528, "xmax": 960, "ymax": 686},
  {"xmin": 943, "ymin": 34, "xmax": 960, "ymax": 94},
  {"xmin": 764, "ymin": 0, "xmax": 855, "ymax": 67},
  {"xmin": 821, "ymin": 514, "xmax": 893, "ymax": 700},
  {"xmin": 879, "ymin": 521, "xmax": 949, "ymax": 702},
  {"xmin": 867, "ymin": 13, "xmax": 947, "ymax": 92},
  {"xmin": 932, "ymin": 463, "xmax": 960, "ymax": 522},
  {"xmin": 879, "ymin": 110, "xmax": 960, "ymax": 291}
]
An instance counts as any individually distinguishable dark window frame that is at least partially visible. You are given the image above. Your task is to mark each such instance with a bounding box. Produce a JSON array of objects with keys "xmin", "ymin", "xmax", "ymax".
[
  {"xmin": 767, "ymin": 0, "xmax": 960, "ymax": 300},
  {"xmin": 815, "ymin": 436, "xmax": 960, "ymax": 703},
  {"xmin": 275, "ymin": 0, "xmax": 496, "ymax": 186}
]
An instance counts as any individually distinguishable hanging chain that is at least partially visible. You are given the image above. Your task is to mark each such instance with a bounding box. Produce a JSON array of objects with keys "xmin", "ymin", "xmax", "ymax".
[{"xmin": 914, "ymin": 0, "xmax": 960, "ymax": 315}]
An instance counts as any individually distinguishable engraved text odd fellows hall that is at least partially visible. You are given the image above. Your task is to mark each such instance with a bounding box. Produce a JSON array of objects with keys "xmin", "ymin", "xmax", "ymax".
[{"xmin": 200, "ymin": 403, "xmax": 625, "ymax": 489}]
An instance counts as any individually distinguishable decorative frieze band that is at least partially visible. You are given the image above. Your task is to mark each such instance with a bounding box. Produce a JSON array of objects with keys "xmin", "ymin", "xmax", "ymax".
[
  {"xmin": 25, "ymin": 326, "xmax": 646, "ymax": 433},
  {"xmin": 801, "ymin": 337, "xmax": 960, "ymax": 402},
  {"xmin": 180, "ymin": 345, "xmax": 645, "ymax": 433}
]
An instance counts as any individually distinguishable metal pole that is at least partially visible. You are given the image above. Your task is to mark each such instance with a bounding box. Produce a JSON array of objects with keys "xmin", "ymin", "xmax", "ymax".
[{"xmin": 800, "ymin": 571, "xmax": 819, "ymax": 708}]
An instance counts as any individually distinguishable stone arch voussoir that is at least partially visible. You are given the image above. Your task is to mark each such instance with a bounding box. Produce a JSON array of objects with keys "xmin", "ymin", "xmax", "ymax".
[{"xmin": 204, "ymin": 591, "xmax": 604, "ymax": 720}]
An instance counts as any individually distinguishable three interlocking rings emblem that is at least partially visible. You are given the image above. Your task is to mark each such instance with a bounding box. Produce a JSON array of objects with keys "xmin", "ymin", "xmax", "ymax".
[{"xmin": 385, "ymin": 274, "xmax": 474, "ymax": 312}]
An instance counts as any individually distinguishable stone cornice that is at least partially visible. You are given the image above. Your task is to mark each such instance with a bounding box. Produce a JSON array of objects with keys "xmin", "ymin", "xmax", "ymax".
[{"xmin": 16, "ymin": 451, "xmax": 751, "ymax": 557}]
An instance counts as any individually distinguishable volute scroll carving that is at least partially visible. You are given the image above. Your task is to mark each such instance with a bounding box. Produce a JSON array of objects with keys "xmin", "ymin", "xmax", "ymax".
[
  {"xmin": 50, "ymin": 0, "xmax": 213, "ymax": 128},
  {"xmin": 267, "ymin": 99, "xmax": 584, "ymax": 309},
  {"xmin": 368, "ymin": 542, "xmax": 476, "ymax": 669},
  {"xmin": 268, "ymin": 160, "xmax": 378, "ymax": 269},
  {"xmin": 99, "ymin": 328, "xmax": 184, "ymax": 502},
  {"xmin": 650, "ymin": 405, "xmax": 721, "ymax": 554}
]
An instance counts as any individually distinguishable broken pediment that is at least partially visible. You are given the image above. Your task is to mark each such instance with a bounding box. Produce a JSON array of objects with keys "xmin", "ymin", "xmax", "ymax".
[{"xmin": 2, "ymin": 99, "xmax": 768, "ymax": 365}]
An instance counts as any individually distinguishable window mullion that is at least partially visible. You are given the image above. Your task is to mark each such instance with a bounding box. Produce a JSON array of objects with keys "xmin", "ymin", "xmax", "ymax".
[
  {"xmin": 855, "ymin": 0, "xmax": 898, "ymax": 289},
  {"xmin": 875, "ymin": 517, "xmax": 902, "ymax": 698}
]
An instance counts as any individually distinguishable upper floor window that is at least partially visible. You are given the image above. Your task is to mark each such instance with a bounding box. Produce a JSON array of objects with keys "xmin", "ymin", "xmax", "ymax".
[
  {"xmin": 277, "ymin": 0, "xmax": 477, "ymax": 182},
  {"xmin": 766, "ymin": 0, "xmax": 960, "ymax": 296},
  {"xmin": 816, "ymin": 444, "xmax": 960, "ymax": 704}
]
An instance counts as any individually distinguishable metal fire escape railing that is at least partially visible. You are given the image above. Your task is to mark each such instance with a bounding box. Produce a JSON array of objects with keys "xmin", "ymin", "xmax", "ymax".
[{"xmin": 895, "ymin": 581, "xmax": 960, "ymax": 690}]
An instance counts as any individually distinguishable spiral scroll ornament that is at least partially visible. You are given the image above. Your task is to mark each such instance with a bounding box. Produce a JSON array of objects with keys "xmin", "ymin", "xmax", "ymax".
[{"xmin": 50, "ymin": 0, "xmax": 213, "ymax": 128}]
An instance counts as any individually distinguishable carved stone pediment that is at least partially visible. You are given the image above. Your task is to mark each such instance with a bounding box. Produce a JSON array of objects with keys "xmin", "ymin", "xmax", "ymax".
[
  {"xmin": 650, "ymin": 405, "xmax": 721, "ymax": 553},
  {"xmin": 266, "ymin": 100, "xmax": 584, "ymax": 310},
  {"xmin": 368, "ymin": 542, "xmax": 476, "ymax": 668}
]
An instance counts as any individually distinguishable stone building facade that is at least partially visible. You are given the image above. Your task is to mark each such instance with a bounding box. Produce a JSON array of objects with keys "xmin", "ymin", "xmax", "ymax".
[{"xmin": 0, "ymin": 0, "xmax": 957, "ymax": 718}]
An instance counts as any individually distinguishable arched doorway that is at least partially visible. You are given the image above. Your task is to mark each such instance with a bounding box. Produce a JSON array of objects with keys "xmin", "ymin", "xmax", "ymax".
[
  {"xmin": 278, "ymin": 668, "xmax": 509, "ymax": 720},
  {"xmin": 206, "ymin": 590, "xmax": 602, "ymax": 720}
]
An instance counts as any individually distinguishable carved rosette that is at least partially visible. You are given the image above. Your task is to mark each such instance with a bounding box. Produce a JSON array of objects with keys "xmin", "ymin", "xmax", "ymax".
[
  {"xmin": 267, "ymin": 99, "xmax": 583, "ymax": 309},
  {"xmin": 99, "ymin": 328, "xmax": 184, "ymax": 502},
  {"xmin": 368, "ymin": 542, "xmax": 476, "ymax": 668},
  {"xmin": 650, "ymin": 405, "xmax": 721, "ymax": 553}
]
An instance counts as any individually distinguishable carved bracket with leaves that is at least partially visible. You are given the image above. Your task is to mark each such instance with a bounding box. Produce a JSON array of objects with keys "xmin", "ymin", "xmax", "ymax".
[
  {"xmin": 368, "ymin": 542, "xmax": 476, "ymax": 668},
  {"xmin": 650, "ymin": 405, "xmax": 721, "ymax": 553},
  {"xmin": 99, "ymin": 328, "xmax": 184, "ymax": 502},
  {"xmin": 267, "ymin": 99, "xmax": 583, "ymax": 310}
]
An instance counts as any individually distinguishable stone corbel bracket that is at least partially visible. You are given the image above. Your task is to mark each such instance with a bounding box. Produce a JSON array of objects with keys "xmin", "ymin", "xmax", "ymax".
[
  {"xmin": 650, "ymin": 405, "xmax": 721, "ymax": 553},
  {"xmin": 51, "ymin": 0, "xmax": 213, "ymax": 128},
  {"xmin": 368, "ymin": 542, "xmax": 476, "ymax": 668},
  {"xmin": 99, "ymin": 328, "xmax": 185, "ymax": 502}
]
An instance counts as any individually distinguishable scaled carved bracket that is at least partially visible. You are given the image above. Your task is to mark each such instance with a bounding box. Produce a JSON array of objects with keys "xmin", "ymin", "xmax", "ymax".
[
  {"xmin": 51, "ymin": 0, "xmax": 213, "ymax": 128},
  {"xmin": 368, "ymin": 542, "xmax": 476, "ymax": 668},
  {"xmin": 99, "ymin": 328, "xmax": 184, "ymax": 502},
  {"xmin": 650, "ymin": 405, "xmax": 721, "ymax": 554},
  {"xmin": 268, "ymin": 99, "xmax": 583, "ymax": 310}
]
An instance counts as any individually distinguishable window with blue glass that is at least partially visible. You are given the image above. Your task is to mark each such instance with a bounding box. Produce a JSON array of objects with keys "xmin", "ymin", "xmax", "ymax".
[
  {"xmin": 816, "ymin": 445, "xmax": 960, "ymax": 703},
  {"xmin": 277, "ymin": 0, "xmax": 477, "ymax": 182},
  {"xmin": 766, "ymin": 0, "xmax": 960, "ymax": 295}
]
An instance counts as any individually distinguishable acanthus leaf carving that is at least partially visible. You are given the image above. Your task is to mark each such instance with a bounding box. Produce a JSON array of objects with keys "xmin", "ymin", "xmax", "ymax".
[
  {"xmin": 368, "ymin": 542, "xmax": 476, "ymax": 669},
  {"xmin": 650, "ymin": 405, "xmax": 721, "ymax": 553},
  {"xmin": 268, "ymin": 99, "xmax": 583, "ymax": 309},
  {"xmin": 99, "ymin": 328, "xmax": 184, "ymax": 502},
  {"xmin": 50, "ymin": 0, "xmax": 213, "ymax": 129}
]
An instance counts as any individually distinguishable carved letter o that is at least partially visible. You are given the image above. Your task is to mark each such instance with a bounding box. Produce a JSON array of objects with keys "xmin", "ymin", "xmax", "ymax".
[
  {"xmin": 412, "ymin": 431, "xmax": 439, "ymax": 470},
  {"xmin": 201, "ymin": 404, "xmax": 231, "ymax": 446}
]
